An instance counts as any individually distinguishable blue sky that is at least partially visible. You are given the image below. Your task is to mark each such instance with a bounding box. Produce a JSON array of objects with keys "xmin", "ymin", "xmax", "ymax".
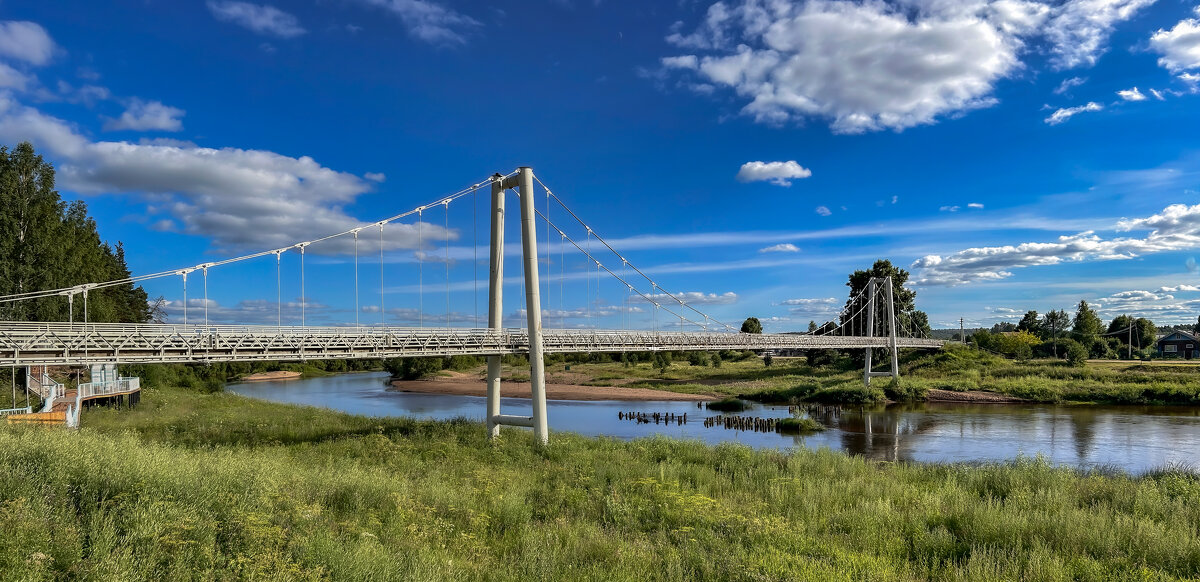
[{"xmin": 2, "ymin": 0, "xmax": 1200, "ymax": 331}]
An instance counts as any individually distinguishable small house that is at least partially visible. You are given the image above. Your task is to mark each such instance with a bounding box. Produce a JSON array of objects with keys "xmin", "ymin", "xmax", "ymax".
[{"xmin": 1157, "ymin": 330, "xmax": 1200, "ymax": 359}]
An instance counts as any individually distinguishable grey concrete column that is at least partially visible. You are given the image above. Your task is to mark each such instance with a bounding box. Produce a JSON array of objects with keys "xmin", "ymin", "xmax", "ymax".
[
  {"xmin": 486, "ymin": 174, "xmax": 505, "ymax": 439},
  {"xmin": 517, "ymin": 167, "xmax": 549, "ymax": 445},
  {"xmin": 887, "ymin": 278, "xmax": 900, "ymax": 379},
  {"xmin": 864, "ymin": 278, "xmax": 876, "ymax": 387}
]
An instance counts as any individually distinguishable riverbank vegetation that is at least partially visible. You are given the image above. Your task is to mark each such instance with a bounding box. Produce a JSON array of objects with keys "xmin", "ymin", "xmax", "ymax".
[{"xmin": 3, "ymin": 385, "xmax": 1200, "ymax": 580}]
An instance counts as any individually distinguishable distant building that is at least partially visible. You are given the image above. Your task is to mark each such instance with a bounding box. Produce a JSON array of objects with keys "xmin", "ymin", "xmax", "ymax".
[{"xmin": 1157, "ymin": 330, "xmax": 1200, "ymax": 359}]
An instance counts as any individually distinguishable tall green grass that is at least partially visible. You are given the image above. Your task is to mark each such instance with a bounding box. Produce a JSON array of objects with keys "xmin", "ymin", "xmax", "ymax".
[{"xmin": 2, "ymin": 386, "xmax": 1200, "ymax": 579}]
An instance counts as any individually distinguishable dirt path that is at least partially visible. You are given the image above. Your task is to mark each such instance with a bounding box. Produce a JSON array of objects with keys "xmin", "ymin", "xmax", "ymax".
[
  {"xmin": 390, "ymin": 371, "xmax": 715, "ymax": 402},
  {"xmin": 926, "ymin": 389, "xmax": 1027, "ymax": 403}
]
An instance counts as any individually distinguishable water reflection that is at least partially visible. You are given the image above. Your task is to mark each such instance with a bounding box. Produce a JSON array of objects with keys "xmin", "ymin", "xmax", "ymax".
[{"xmin": 227, "ymin": 372, "xmax": 1200, "ymax": 474}]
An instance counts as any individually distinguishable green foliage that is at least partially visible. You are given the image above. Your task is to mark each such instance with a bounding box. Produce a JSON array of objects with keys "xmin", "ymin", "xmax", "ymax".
[
  {"xmin": 0, "ymin": 142, "xmax": 150, "ymax": 323},
  {"xmin": 7, "ymin": 386, "xmax": 1200, "ymax": 580},
  {"xmin": 1017, "ymin": 310, "xmax": 1041, "ymax": 335},
  {"xmin": 709, "ymin": 352, "xmax": 722, "ymax": 368},
  {"xmin": 776, "ymin": 417, "xmax": 824, "ymax": 433},
  {"xmin": 652, "ymin": 352, "xmax": 672, "ymax": 373},
  {"xmin": 843, "ymin": 259, "xmax": 931, "ymax": 338},
  {"xmin": 1073, "ymin": 299, "xmax": 1104, "ymax": 337},
  {"xmin": 1066, "ymin": 341, "xmax": 1088, "ymax": 367},
  {"xmin": 740, "ymin": 317, "xmax": 762, "ymax": 334},
  {"xmin": 383, "ymin": 357, "xmax": 443, "ymax": 380},
  {"xmin": 686, "ymin": 352, "xmax": 707, "ymax": 366},
  {"xmin": 762, "ymin": 353, "xmax": 773, "ymax": 367}
]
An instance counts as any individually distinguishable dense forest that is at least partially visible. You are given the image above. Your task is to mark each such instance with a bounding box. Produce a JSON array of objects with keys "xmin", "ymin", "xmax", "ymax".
[{"xmin": 0, "ymin": 142, "xmax": 153, "ymax": 323}]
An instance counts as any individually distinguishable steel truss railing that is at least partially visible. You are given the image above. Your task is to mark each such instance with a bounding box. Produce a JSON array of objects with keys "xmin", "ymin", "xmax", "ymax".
[{"xmin": 0, "ymin": 321, "xmax": 943, "ymax": 367}]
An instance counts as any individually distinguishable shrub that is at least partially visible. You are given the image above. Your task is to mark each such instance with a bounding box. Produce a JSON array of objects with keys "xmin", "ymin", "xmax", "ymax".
[
  {"xmin": 688, "ymin": 352, "xmax": 707, "ymax": 366},
  {"xmin": 763, "ymin": 353, "xmax": 774, "ymax": 367},
  {"xmin": 777, "ymin": 417, "xmax": 824, "ymax": 433},
  {"xmin": 1066, "ymin": 341, "xmax": 1088, "ymax": 367},
  {"xmin": 705, "ymin": 397, "xmax": 746, "ymax": 412},
  {"xmin": 383, "ymin": 357, "xmax": 443, "ymax": 380}
]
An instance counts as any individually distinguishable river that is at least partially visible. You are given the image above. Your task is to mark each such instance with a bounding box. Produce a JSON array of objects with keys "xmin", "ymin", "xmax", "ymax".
[{"xmin": 227, "ymin": 371, "xmax": 1200, "ymax": 474}]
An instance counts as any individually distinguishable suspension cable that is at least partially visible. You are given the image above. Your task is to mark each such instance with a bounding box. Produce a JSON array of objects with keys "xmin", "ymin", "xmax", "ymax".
[
  {"xmin": 353, "ymin": 230, "xmax": 360, "ymax": 328},
  {"xmin": 418, "ymin": 208, "xmax": 423, "ymax": 328},
  {"xmin": 444, "ymin": 200, "xmax": 450, "ymax": 328},
  {"xmin": 379, "ymin": 222, "xmax": 386, "ymax": 327}
]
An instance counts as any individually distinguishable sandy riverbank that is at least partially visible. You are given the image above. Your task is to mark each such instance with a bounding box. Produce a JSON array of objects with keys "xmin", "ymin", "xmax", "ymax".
[
  {"xmin": 240, "ymin": 371, "xmax": 303, "ymax": 382},
  {"xmin": 389, "ymin": 372, "xmax": 715, "ymax": 402},
  {"xmin": 925, "ymin": 389, "xmax": 1027, "ymax": 403}
]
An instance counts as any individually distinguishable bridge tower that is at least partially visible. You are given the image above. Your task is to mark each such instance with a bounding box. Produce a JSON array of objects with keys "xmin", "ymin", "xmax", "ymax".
[
  {"xmin": 863, "ymin": 277, "xmax": 900, "ymax": 386},
  {"xmin": 485, "ymin": 167, "xmax": 550, "ymax": 445}
]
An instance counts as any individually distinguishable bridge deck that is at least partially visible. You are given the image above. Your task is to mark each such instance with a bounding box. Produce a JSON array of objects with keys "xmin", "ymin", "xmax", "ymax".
[{"xmin": 0, "ymin": 322, "xmax": 943, "ymax": 366}]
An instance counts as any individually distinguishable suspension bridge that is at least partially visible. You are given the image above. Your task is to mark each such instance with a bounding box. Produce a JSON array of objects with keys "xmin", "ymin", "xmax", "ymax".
[{"xmin": 0, "ymin": 167, "xmax": 942, "ymax": 442}]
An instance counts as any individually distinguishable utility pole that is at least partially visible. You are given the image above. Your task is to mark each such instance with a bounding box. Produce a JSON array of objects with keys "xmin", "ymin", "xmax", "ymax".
[
  {"xmin": 1128, "ymin": 318, "xmax": 1133, "ymax": 360},
  {"xmin": 959, "ymin": 317, "xmax": 965, "ymax": 344}
]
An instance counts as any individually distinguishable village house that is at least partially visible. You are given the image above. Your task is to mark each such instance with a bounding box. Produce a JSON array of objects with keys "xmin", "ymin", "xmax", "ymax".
[{"xmin": 1157, "ymin": 330, "xmax": 1200, "ymax": 359}]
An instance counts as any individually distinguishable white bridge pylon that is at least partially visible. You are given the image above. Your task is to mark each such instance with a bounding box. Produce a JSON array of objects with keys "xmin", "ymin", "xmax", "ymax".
[{"xmin": 0, "ymin": 166, "xmax": 942, "ymax": 445}]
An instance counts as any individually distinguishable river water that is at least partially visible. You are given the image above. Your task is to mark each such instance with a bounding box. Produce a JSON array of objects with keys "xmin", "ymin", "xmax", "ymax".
[{"xmin": 227, "ymin": 371, "xmax": 1200, "ymax": 474}]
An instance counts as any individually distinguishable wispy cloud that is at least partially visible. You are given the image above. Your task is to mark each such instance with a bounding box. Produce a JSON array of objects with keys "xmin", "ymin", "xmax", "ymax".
[
  {"xmin": 357, "ymin": 0, "xmax": 481, "ymax": 46},
  {"xmin": 758, "ymin": 243, "xmax": 799, "ymax": 253},
  {"xmin": 1044, "ymin": 102, "xmax": 1103, "ymax": 125},
  {"xmin": 206, "ymin": 1, "xmax": 307, "ymax": 38}
]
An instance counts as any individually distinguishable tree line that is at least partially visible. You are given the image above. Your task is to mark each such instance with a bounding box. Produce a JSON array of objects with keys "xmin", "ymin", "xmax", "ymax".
[
  {"xmin": 971, "ymin": 300, "xmax": 1158, "ymax": 363},
  {"xmin": 0, "ymin": 142, "xmax": 154, "ymax": 323}
]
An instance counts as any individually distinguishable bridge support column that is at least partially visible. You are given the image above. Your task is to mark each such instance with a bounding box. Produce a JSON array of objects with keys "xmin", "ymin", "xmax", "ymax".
[
  {"xmin": 517, "ymin": 167, "xmax": 549, "ymax": 445},
  {"xmin": 863, "ymin": 279, "xmax": 876, "ymax": 386},
  {"xmin": 886, "ymin": 278, "xmax": 899, "ymax": 381},
  {"xmin": 486, "ymin": 174, "xmax": 505, "ymax": 440}
]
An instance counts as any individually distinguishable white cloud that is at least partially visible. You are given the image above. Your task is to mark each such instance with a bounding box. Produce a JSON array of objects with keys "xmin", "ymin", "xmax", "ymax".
[
  {"xmin": 912, "ymin": 202, "xmax": 1200, "ymax": 286},
  {"xmin": 735, "ymin": 160, "xmax": 812, "ymax": 186},
  {"xmin": 940, "ymin": 205, "xmax": 961, "ymax": 212},
  {"xmin": 103, "ymin": 99, "xmax": 185, "ymax": 132},
  {"xmin": 629, "ymin": 291, "xmax": 739, "ymax": 305},
  {"xmin": 780, "ymin": 297, "xmax": 838, "ymax": 306},
  {"xmin": 0, "ymin": 93, "xmax": 448, "ymax": 253},
  {"xmin": 1043, "ymin": 0, "xmax": 1156, "ymax": 70},
  {"xmin": 1044, "ymin": 101, "xmax": 1102, "ymax": 125},
  {"xmin": 781, "ymin": 296, "xmax": 839, "ymax": 315},
  {"xmin": 1117, "ymin": 87, "xmax": 1147, "ymax": 101},
  {"xmin": 815, "ymin": 205, "xmax": 832, "ymax": 216},
  {"xmin": 663, "ymin": 0, "xmax": 1024, "ymax": 133},
  {"xmin": 206, "ymin": 1, "xmax": 307, "ymax": 38},
  {"xmin": 891, "ymin": 195, "xmax": 898, "ymax": 204},
  {"xmin": 1150, "ymin": 8, "xmax": 1200, "ymax": 73},
  {"xmin": 0, "ymin": 63, "xmax": 31, "ymax": 91},
  {"xmin": 1053, "ymin": 76, "xmax": 1086, "ymax": 95},
  {"xmin": 358, "ymin": 0, "xmax": 481, "ymax": 45},
  {"xmin": 1161, "ymin": 285, "xmax": 1200, "ymax": 292},
  {"xmin": 1150, "ymin": 88, "xmax": 1166, "ymax": 100},
  {"xmin": 0, "ymin": 21, "xmax": 56, "ymax": 66},
  {"xmin": 759, "ymin": 243, "xmax": 799, "ymax": 253},
  {"xmin": 968, "ymin": 202, "xmax": 985, "ymax": 209},
  {"xmin": 364, "ymin": 172, "xmax": 386, "ymax": 182}
]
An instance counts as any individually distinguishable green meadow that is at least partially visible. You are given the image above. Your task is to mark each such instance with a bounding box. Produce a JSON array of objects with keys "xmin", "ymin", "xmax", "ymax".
[{"xmin": 2, "ymin": 383, "xmax": 1200, "ymax": 580}]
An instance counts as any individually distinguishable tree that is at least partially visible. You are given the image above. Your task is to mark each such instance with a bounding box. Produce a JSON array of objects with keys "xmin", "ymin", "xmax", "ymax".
[
  {"xmin": 1043, "ymin": 309, "xmax": 1070, "ymax": 357},
  {"xmin": 1072, "ymin": 300, "xmax": 1103, "ymax": 337},
  {"xmin": 0, "ymin": 142, "xmax": 151, "ymax": 323},
  {"xmin": 763, "ymin": 353, "xmax": 773, "ymax": 367},
  {"xmin": 740, "ymin": 317, "xmax": 762, "ymax": 334},
  {"xmin": 1195, "ymin": 315, "xmax": 1200, "ymax": 335},
  {"xmin": 1107, "ymin": 315, "xmax": 1157, "ymax": 355},
  {"xmin": 842, "ymin": 259, "xmax": 931, "ymax": 337},
  {"xmin": 1017, "ymin": 310, "xmax": 1041, "ymax": 335},
  {"xmin": 808, "ymin": 320, "xmax": 818, "ymax": 333},
  {"xmin": 1065, "ymin": 340, "xmax": 1088, "ymax": 366},
  {"xmin": 653, "ymin": 351, "xmax": 672, "ymax": 373}
]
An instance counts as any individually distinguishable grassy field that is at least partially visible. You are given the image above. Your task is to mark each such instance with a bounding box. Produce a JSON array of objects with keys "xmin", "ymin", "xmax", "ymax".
[
  {"xmin": 543, "ymin": 346, "xmax": 1200, "ymax": 406},
  {"xmin": 3, "ymin": 385, "xmax": 1200, "ymax": 580}
]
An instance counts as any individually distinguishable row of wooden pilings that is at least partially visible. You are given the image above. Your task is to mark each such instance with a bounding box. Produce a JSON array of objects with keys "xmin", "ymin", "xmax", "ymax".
[{"xmin": 617, "ymin": 411, "xmax": 688, "ymax": 425}]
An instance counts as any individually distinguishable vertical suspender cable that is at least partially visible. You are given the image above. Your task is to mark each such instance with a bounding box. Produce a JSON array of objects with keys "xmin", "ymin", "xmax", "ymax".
[
  {"xmin": 586, "ymin": 229, "xmax": 592, "ymax": 322},
  {"xmin": 379, "ymin": 223, "xmax": 386, "ymax": 327},
  {"xmin": 444, "ymin": 201, "xmax": 450, "ymax": 328},
  {"xmin": 560, "ymin": 233, "xmax": 565, "ymax": 330},
  {"xmin": 354, "ymin": 231, "xmax": 360, "ymax": 328},
  {"xmin": 545, "ymin": 185, "xmax": 550, "ymax": 326},
  {"xmin": 202, "ymin": 266, "xmax": 209, "ymax": 327},
  {"xmin": 300, "ymin": 245, "xmax": 306, "ymax": 327},
  {"xmin": 418, "ymin": 209, "xmax": 423, "ymax": 327},
  {"xmin": 275, "ymin": 252, "xmax": 282, "ymax": 327},
  {"xmin": 473, "ymin": 188, "xmax": 478, "ymax": 328},
  {"xmin": 182, "ymin": 272, "xmax": 188, "ymax": 326}
]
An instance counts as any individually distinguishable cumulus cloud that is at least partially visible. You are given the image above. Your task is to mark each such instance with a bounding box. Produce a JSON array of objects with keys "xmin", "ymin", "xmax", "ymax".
[
  {"xmin": 630, "ymin": 291, "xmax": 739, "ymax": 306},
  {"xmin": 815, "ymin": 205, "xmax": 832, "ymax": 216},
  {"xmin": 0, "ymin": 93, "xmax": 450, "ymax": 254},
  {"xmin": 659, "ymin": 1, "xmax": 1155, "ymax": 132},
  {"xmin": 663, "ymin": 1, "xmax": 1026, "ymax": 133},
  {"xmin": 0, "ymin": 21, "xmax": 56, "ymax": 66},
  {"xmin": 968, "ymin": 202, "xmax": 985, "ymax": 209},
  {"xmin": 735, "ymin": 160, "xmax": 812, "ymax": 186},
  {"xmin": 1053, "ymin": 76, "xmax": 1086, "ymax": 95},
  {"xmin": 1043, "ymin": 0, "xmax": 1155, "ymax": 70},
  {"xmin": 1150, "ymin": 8, "xmax": 1200, "ymax": 73},
  {"xmin": 206, "ymin": 1, "xmax": 307, "ymax": 38},
  {"xmin": 912, "ymin": 202, "xmax": 1200, "ymax": 286},
  {"xmin": 103, "ymin": 99, "xmax": 185, "ymax": 132},
  {"xmin": 1044, "ymin": 101, "xmax": 1102, "ymax": 125},
  {"xmin": 1117, "ymin": 87, "xmax": 1147, "ymax": 101},
  {"xmin": 759, "ymin": 243, "xmax": 799, "ymax": 253},
  {"xmin": 0, "ymin": 63, "xmax": 31, "ymax": 91},
  {"xmin": 358, "ymin": 0, "xmax": 481, "ymax": 45}
]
